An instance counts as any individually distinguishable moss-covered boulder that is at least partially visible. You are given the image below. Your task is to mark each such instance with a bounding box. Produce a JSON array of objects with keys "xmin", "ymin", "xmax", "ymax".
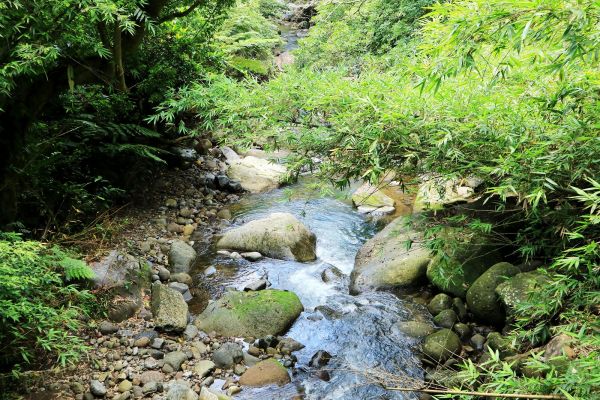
[
  {"xmin": 216, "ymin": 213, "xmax": 316, "ymax": 262},
  {"xmin": 427, "ymin": 293, "xmax": 453, "ymax": 316},
  {"xmin": 426, "ymin": 228, "xmax": 502, "ymax": 297},
  {"xmin": 485, "ymin": 332, "xmax": 517, "ymax": 359},
  {"xmin": 195, "ymin": 290, "xmax": 303, "ymax": 337},
  {"xmin": 466, "ymin": 262, "xmax": 520, "ymax": 325},
  {"xmin": 422, "ymin": 329, "xmax": 461, "ymax": 362},
  {"xmin": 350, "ymin": 217, "xmax": 431, "ymax": 293},
  {"xmin": 413, "ymin": 177, "xmax": 482, "ymax": 212},
  {"xmin": 495, "ymin": 271, "xmax": 550, "ymax": 316},
  {"xmin": 433, "ymin": 309, "xmax": 457, "ymax": 329}
]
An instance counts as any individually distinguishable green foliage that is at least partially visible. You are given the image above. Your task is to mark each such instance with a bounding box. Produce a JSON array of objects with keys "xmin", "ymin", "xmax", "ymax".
[{"xmin": 0, "ymin": 233, "xmax": 94, "ymax": 375}]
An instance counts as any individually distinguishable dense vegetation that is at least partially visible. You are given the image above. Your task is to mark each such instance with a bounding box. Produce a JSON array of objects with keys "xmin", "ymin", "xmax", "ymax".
[
  {"xmin": 1, "ymin": 0, "xmax": 599, "ymax": 397},
  {"xmin": 152, "ymin": 0, "xmax": 600, "ymax": 397}
]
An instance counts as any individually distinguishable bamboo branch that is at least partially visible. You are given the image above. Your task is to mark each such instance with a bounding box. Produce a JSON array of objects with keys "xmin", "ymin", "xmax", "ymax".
[
  {"xmin": 158, "ymin": 0, "xmax": 207, "ymax": 23},
  {"xmin": 384, "ymin": 386, "xmax": 566, "ymax": 399}
]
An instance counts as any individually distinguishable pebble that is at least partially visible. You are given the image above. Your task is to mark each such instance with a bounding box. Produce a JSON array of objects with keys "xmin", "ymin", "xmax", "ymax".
[
  {"xmin": 99, "ymin": 321, "xmax": 119, "ymax": 335},
  {"xmin": 141, "ymin": 381, "xmax": 158, "ymax": 394},
  {"xmin": 118, "ymin": 380, "xmax": 133, "ymax": 393},
  {"xmin": 89, "ymin": 380, "xmax": 107, "ymax": 397}
]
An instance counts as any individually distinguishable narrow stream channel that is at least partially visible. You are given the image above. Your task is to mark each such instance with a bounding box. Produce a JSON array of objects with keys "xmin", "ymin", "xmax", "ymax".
[{"xmin": 193, "ymin": 179, "xmax": 428, "ymax": 399}]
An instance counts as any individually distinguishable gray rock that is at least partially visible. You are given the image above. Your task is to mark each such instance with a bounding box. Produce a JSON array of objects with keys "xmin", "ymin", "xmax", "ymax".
[
  {"xmin": 227, "ymin": 156, "xmax": 286, "ymax": 193},
  {"xmin": 243, "ymin": 279, "xmax": 268, "ymax": 291},
  {"xmin": 168, "ymin": 241, "xmax": 197, "ymax": 273},
  {"xmin": 164, "ymin": 351, "xmax": 188, "ymax": 371},
  {"xmin": 350, "ymin": 217, "xmax": 430, "ymax": 294},
  {"xmin": 170, "ymin": 272, "xmax": 193, "ymax": 286},
  {"xmin": 217, "ymin": 213, "xmax": 316, "ymax": 262},
  {"xmin": 471, "ymin": 334, "xmax": 486, "ymax": 350},
  {"xmin": 453, "ymin": 323, "xmax": 471, "ymax": 340},
  {"xmin": 452, "ymin": 297, "xmax": 467, "ymax": 320},
  {"xmin": 90, "ymin": 380, "xmax": 107, "ymax": 397},
  {"xmin": 151, "ymin": 283, "xmax": 188, "ymax": 332},
  {"xmin": 428, "ymin": 294, "xmax": 453, "ymax": 316},
  {"xmin": 241, "ymin": 252, "xmax": 263, "ymax": 262},
  {"xmin": 98, "ymin": 321, "xmax": 118, "ymax": 335},
  {"xmin": 157, "ymin": 266, "xmax": 171, "ymax": 282},
  {"xmin": 422, "ymin": 329, "xmax": 461, "ymax": 362},
  {"xmin": 466, "ymin": 262, "xmax": 520, "ymax": 325},
  {"xmin": 141, "ymin": 381, "xmax": 158, "ymax": 394},
  {"xmin": 151, "ymin": 338, "xmax": 165, "ymax": 349},
  {"xmin": 168, "ymin": 282, "xmax": 190, "ymax": 294},
  {"xmin": 183, "ymin": 325, "xmax": 198, "ymax": 340},
  {"xmin": 193, "ymin": 360, "xmax": 216, "ymax": 378},
  {"xmin": 217, "ymin": 209, "xmax": 232, "ymax": 220},
  {"xmin": 167, "ymin": 381, "xmax": 198, "ymax": 400},
  {"xmin": 213, "ymin": 342, "xmax": 243, "ymax": 368},
  {"xmin": 204, "ymin": 266, "xmax": 217, "ymax": 276}
]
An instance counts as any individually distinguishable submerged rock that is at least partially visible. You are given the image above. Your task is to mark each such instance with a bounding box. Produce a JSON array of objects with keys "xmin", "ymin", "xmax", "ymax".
[
  {"xmin": 351, "ymin": 217, "xmax": 430, "ymax": 293},
  {"xmin": 466, "ymin": 262, "xmax": 520, "ymax": 325},
  {"xmin": 227, "ymin": 156, "xmax": 287, "ymax": 193},
  {"xmin": 195, "ymin": 289, "xmax": 303, "ymax": 337},
  {"xmin": 216, "ymin": 212, "xmax": 316, "ymax": 262},
  {"xmin": 238, "ymin": 359, "xmax": 290, "ymax": 387}
]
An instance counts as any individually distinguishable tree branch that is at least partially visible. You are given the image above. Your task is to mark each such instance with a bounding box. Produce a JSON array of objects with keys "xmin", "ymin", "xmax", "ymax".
[{"xmin": 158, "ymin": 0, "xmax": 207, "ymax": 23}]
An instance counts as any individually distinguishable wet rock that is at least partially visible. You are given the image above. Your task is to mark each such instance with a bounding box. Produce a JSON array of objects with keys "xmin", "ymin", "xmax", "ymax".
[
  {"xmin": 351, "ymin": 217, "xmax": 430, "ymax": 293},
  {"xmin": 422, "ymin": 329, "xmax": 461, "ymax": 362},
  {"xmin": 204, "ymin": 266, "xmax": 217, "ymax": 276},
  {"xmin": 227, "ymin": 156, "xmax": 287, "ymax": 193},
  {"xmin": 428, "ymin": 294, "xmax": 453, "ymax": 316},
  {"xmin": 90, "ymin": 380, "xmax": 107, "ymax": 397},
  {"xmin": 170, "ymin": 272, "xmax": 193, "ymax": 286},
  {"xmin": 309, "ymin": 350, "xmax": 332, "ymax": 367},
  {"xmin": 397, "ymin": 321, "xmax": 436, "ymax": 338},
  {"xmin": 195, "ymin": 290, "xmax": 303, "ymax": 337},
  {"xmin": 216, "ymin": 213, "xmax": 316, "ymax": 262},
  {"xmin": 466, "ymin": 262, "xmax": 520, "ymax": 325},
  {"xmin": 216, "ymin": 209, "xmax": 232, "ymax": 220},
  {"xmin": 320, "ymin": 265, "xmax": 346, "ymax": 284},
  {"xmin": 239, "ymin": 359, "xmax": 290, "ymax": 387},
  {"xmin": 243, "ymin": 279, "xmax": 268, "ymax": 291},
  {"xmin": 151, "ymin": 283, "xmax": 188, "ymax": 332},
  {"xmin": 351, "ymin": 182, "xmax": 395, "ymax": 208},
  {"xmin": 277, "ymin": 337, "xmax": 305, "ymax": 353},
  {"xmin": 241, "ymin": 252, "xmax": 263, "ymax": 262},
  {"xmin": 433, "ymin": 309, "xmax": 458, "ymax": 329},
  {"xmin": 426, "ymin": 228, "xmax": 502, "ymax": 297},
  {"xmin": 213, "ymin": 342, "xmax": 243, "ymax": 368},
  {"xmin": 168, "ymin": 240, "xmax": 197, "ymax": 274}
]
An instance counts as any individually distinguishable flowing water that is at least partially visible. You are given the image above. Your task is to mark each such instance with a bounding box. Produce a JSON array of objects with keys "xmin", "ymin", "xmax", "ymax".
[{"xmin": 193, "ymin": 179, "xmax": 429, "ymax": 399}]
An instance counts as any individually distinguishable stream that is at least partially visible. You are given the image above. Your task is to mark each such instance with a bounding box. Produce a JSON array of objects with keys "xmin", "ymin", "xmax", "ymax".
[{"xmin": 193, "ymin": 179, "xmax": 428, "ymax": 399}]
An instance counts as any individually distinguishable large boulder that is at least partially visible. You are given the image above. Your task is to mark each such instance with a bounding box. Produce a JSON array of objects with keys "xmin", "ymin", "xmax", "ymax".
[
  {"xmin": 216, "ymin": 213, "xmax": 316, "ymax": 262},
  {"xmin": 422, "ymin": 329, "xmax": 461, "ymax": 362},
  {"xmin": 168, "ymin": 240, "xmax": 197, "ymax": 273},
  {"xmin": 227, "ymin": 156, "xmax": 287, "ymax": 193},
  {"xmin": 426, "ymin": 228, "xmax": 502, "ymax": 297},
  {"xmin": 195, "ymin": 290, "xmax": 303, "ymax": 338},
  {"xmin": 495, "ymin": 271, "xmax": 549, "ymax": 316},
  {"xmin": 239, "ymin": 359, "xmax": 290, "ymax": 387},
  {"xmin": 414, "ymin": 176, "xmax": 482, "ymax": 212},
  {"xmin": 151, "ymin": 283, "xmax": 188, "ymax": 332},
  {"xmin": 350, "ymin": 217, "xmax": 431, "ymax": 293},
  {"xmin": 90, "ymin": 251, "xmax": 150, "ymax": 322},
  {"xmin": 466, "ymin": 262, "xmax": 521, "ymax": 325}
]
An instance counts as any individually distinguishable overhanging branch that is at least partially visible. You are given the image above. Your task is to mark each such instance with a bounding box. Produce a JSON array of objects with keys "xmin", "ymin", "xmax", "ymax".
[{"xmin": 158, "ymin": 0, "xmax": 207, "ymax": 23}]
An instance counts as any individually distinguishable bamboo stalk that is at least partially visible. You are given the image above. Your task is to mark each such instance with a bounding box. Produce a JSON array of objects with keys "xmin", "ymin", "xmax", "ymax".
[{"xmin": 384, "ymin": 386, "xmax": 566, "ymax": 399}]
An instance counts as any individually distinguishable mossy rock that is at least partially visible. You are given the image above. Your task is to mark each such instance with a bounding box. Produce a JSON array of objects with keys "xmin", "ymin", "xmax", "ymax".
[
  {"xmin": 466, "ymin": 262, "xmax": 520, "ymax": 326},
  {"xmin": 427, "ymin": 293, "xmax": 453, "ymax": 316},
  {"xmin": 485, "ymin": 332, "xmax": 517, "ymax": 359},
  {"xmin": 351, "ymin": 182, "xmax": 395, "ymax": 208},
  {"xmin": 195, "ymin": 290, "xmax": 303, "ymax": 337},
  {"xmin": 397, "ymin": 321, "xmax": 436, "ymax": 338},
  {"xmin": 351, "ymin": 217, "xmax": 431, "ymax": 293},
  {"xmin": 495, "ymin": 271, "xmax": 550, "ymax": 316},
  {"xmin": 433, "ymin": 309, "xmax": 457, "ymax": 329},
  {"xmin": 426, "ymin": 228, "xmax": 502, "ymax": 298},
  {"xmin": 422, "ymin": 329, "xmax": 461, "ymax": 362}
]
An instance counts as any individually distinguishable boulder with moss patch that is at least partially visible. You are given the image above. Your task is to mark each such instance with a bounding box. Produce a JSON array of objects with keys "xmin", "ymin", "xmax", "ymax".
[
  {"xmin": 495, "ymin": 271, "xmax": 550, "ymax": 316},
  {"xmin": 426, "ymin": 228, "xmax": 502, "ymax": 298},
  {"xmin": 216, "ymin": 213, "xmax": 316, "ymax": 262},
  {"xmin": 466, "ymin": 262, "xmax": 520, "ymax": 326},
  {"xmin": 195, "ymin": 290, "xmax": 303, "ymax": 337},
  {"xmin": 350, "ymin": 217, "xmax": 430, "ymax": 293},
  {"xmin": 422, "ymin": 329, "xmax": 461, "ymax": 362}
]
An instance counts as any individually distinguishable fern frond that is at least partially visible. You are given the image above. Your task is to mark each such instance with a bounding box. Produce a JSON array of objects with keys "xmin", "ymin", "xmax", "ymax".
[{"xmin": 59, "ymin": 257, "xmax": 95, "ymax": 281}]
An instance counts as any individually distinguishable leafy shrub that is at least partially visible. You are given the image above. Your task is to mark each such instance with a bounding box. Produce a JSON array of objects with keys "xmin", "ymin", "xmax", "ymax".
[{"xmin": 0, "ymin": 233, "xmax": 95, "ymax": 375}]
